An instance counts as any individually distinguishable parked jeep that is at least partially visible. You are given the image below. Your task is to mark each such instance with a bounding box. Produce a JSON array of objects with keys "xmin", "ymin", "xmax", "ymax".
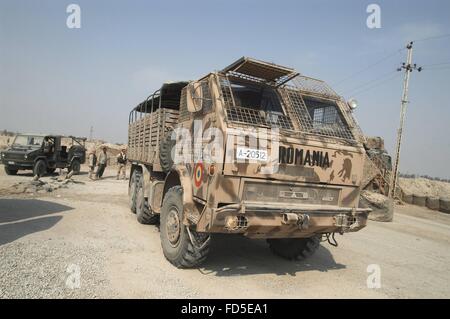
[{"xmin": 1, "ymin": 134, "xmax": 86, "ymax": 176}]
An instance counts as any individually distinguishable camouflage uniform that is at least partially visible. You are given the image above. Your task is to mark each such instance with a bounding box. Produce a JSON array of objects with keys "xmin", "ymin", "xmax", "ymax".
[
  {"xmin": 88, "ymin": 151, "xmax": 97, "ymax": 179},
  {"xmin": 43, "ymin": 138, "xmax": 54, "ymax": 154},
  {"xmin": 116, "ymin": 151, "xmax": 127, "ymax": 180}
]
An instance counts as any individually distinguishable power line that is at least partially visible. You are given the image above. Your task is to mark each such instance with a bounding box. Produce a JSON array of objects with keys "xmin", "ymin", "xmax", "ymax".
[
  {"xmin": 422, "ymin": 66, "xmax": 450, "ymax": 71},
  {"xmin": 422, "ymin": 61, "xmax": 450, "ymax": 68},
  {"xmin": 343, "ymin": 70, "xmax": 398, "ymax": 96},
  {"xmin": 413, "ymin": 33, "xmax": 450, "ymax": 43},
  {"xmin": 332, "ymin": 48, "xmax": 405, "ymax": 88},
  {"xmin": 333, "ymin": 34, "xmax": 449, "ymax": 91},
  {"xmin": 348, "ymin": 73, "xmax": 401, "ymax": 97}
]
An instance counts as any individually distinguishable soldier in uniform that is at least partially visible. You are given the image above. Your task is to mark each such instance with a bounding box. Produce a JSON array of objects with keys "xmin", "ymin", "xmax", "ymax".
[
  {"xmin": 43, "ymin": 137, "xmax": 54, "ymax": 153},
  {"xmin": 96, "ymin": 146, "xmax": 108, "ymax": 179},
  {"xmin": 88, "ymin": 148, "xmax": 97, "ymax": 180},
  {"xmin": 116, "ymin": 148, "xmax": 127, "ymax": 180}
]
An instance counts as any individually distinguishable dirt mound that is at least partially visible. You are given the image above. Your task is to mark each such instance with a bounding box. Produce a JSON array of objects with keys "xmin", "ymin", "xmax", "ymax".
[
  {"xmin": 84, "ymin": 141, "xmax": 127, "ymax": 166},
  {"xmin": 0, "ymin": 176, "xmax": 84, "ymax": 196},
  {"xmin": 398, "ymin": 178, "xmax": 450, "ymax": 214},
  {"xmin": 0, "ymin": 135, "xmax": 11, "ymax": 150},
  {"xmin": 399, "ymin": 178, "xmax": 450, "ymax": 198}
]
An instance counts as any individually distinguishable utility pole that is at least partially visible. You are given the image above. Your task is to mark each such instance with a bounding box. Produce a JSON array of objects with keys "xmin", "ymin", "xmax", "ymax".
[
  {"xmin": 389, "ymin": 42, "xmax": 422, "ymax": 199},
  {"xmin": 89, "ymin": 126, "xmax": 94, "ymax": 141}
]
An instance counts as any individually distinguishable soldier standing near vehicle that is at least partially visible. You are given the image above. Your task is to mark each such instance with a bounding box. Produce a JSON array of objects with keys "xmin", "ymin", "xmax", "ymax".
[
  {"xmin": 116, "ymin": 148, "xmax": 127, "ymax": 180},
  {"xmin": 96, "ymin": 146, "xmax": 108, "ymax": 179},
  {"xmin": 43, "ymin": 136, "xmax": 54, "ymax": 154},
  {"xmin": 88, "ymin": 148, "xmax": 97, "ymax": 180}
]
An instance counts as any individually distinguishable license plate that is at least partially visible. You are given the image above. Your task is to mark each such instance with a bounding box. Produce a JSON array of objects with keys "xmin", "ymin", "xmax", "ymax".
[
  {"xmin": 279, "ymin": 191, "xmax": 309, "ymax": 199},
  {"xmin": 236, "ymin": 147, "xmax": 268, "ymax": 162},
  {"xmin": 8, "ymin": 161, "xmax": 15, "ymax": 165}
]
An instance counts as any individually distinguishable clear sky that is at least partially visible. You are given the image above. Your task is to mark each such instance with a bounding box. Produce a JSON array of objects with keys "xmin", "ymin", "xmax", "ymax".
[{"xmin": 1, "ymin": 0, "xmax": 449, "ymax": 178}]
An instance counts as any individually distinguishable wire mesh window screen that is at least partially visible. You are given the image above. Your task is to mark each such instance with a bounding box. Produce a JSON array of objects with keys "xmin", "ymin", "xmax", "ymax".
[
  {"xmin": 282, "ymin": 89, "xmax": 314, "ymax": 131},
  {"xmin": 219, "ymin": 75, "xmax": 294, "ymax": 130},
  {"xmin": 227, "ymin": 107, "xmax": 266, "ymax": 126},
  {"xmin": 302, "ymin": 97, "xmax": 354, "ymax": 139},
  {"xmin": 178, "ymin": 87, "xmax": 190, "ymax": 122},
  {"xmin": 200, "ymin": 80, "xmax": 213, "ymax": 114},
  {"xmin": 289, "ymin": 76, "xmax": 340, "ymax": 99},
  {"xmin": 312, "ymin": 106, "xmax": 342, "ymax": 126},
  {"xmin": 219, "ymin": 74, "xmax": 356, "ymax": 140},
  {"xmin": 219, "ymin": 76, "xmax": 235, "ymax": 108},
  {"xmin": 278, "ymin": 85, "xmax": 356, "ymax": 140}
]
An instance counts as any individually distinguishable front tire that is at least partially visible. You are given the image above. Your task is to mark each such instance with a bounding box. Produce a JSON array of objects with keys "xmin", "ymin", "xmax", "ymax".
[
  {"xmin": 267, "ymin": 235, "xmax": 321, "ymax": 260},
  {"xmin": 33, "ymin": 160, "xmax": 47, "ymax": 177},
  {"xmin": 160, "ymin": 186, "xmax": 210, "ymax": 268},
  {"xmin": 4, "ymin": 166, "xmax": 18, "ymax": 175}
]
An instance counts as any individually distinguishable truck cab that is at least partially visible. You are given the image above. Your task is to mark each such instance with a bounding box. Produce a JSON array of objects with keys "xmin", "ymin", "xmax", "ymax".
[{"xmin": 128, "ymin": 57, "xmax": 370, "ymax": 268}]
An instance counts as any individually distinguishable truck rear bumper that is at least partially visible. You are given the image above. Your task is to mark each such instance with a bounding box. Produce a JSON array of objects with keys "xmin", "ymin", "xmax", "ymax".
[{"xmin": 209, "ymin": 201, "xmax": 371, "ymax": 238}]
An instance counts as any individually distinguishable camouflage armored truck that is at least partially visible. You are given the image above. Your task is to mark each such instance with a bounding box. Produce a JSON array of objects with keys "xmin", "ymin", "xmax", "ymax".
[
  {"xmin": 127, "ymin": 57, "xmax": 370, "ymax": 268},
  {"xmin": 1, "ymin": 134, "xmax": 86, "ymax": 176}
]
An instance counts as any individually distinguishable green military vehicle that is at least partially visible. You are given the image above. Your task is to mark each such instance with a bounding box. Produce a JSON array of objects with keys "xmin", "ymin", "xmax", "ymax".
[
  {"xmin": 1, "ymin": 134, "xmax": 86, "ymax": 176},
  {"xmin": 127, "ymin": 57, "xmax": 370, "ymax": 268}
]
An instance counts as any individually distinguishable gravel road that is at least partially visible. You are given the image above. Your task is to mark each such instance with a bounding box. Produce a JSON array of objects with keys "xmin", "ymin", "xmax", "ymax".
[{"xmin": 1, "ymin": 165, "xmax": 450, "ymax": 298}]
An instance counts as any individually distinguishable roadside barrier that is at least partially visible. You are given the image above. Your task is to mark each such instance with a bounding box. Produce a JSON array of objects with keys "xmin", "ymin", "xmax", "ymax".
[
  {"xmin": 426, "ymin": 196, "xmax": 440, "ymax": 211},
  {"xmin": 412, "ymin": 194, "xmax": 427, "ymax": 207},
  {"xmin": 439, "ymin": 197, "xmax": 450, "ymax": 214},
  {"xmin": 402, "ymin": 192, "xmax": 413, "ymax": 204}
]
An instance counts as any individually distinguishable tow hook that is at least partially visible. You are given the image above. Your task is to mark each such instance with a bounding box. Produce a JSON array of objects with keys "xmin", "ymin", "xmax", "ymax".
[
  {"xmin": 281, "ymin": 212, "xmax": 310, "ymax": 230},
  {"xmin": 322, "ymin": 232, "xmax": 338, "ymax": 247}
]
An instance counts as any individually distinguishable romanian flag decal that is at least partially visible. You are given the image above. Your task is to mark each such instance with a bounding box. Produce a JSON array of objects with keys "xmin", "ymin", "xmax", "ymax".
[{"xmin": 194, "ymin": 162, "xmax": 204, "ymax": 188}]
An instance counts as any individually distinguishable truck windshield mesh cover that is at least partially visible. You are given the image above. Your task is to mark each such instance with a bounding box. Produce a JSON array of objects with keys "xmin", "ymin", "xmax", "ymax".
[{"xmin": 220, "ymin": 75, "xmax": 354, "ymax": 140}]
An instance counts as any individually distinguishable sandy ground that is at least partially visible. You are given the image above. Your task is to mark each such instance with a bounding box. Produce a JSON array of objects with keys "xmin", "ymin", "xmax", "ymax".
[{"xmin": 1, "ymin": 164, "xmax": 450, "ymax": 299}]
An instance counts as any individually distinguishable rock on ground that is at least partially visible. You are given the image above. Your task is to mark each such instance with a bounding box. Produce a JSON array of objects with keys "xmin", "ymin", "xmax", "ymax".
[{"xmin": 360, "ymin": 190, "xmax": 393, "ymax": 222}]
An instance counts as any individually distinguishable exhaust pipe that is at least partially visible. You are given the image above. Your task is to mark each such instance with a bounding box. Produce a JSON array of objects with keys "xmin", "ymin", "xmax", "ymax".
[
  {"xmin": 281, "ymin": 213, "xmax": 299, "ymax": 225},
  {"xmin": 281, "ymin": 212, "xmax": 310, "ymax": 229}
]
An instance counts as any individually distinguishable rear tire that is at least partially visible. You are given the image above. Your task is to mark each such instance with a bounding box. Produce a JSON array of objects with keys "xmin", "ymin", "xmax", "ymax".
[
  {"xmin": 4, "ymin": 166, "xmax": 18, "ymax": 175},
  {"xmin": 129, "ymin": 170, "xmax": 139, "ymax": 213},
  {"xmin": 160, "ymin": 186, "xmax": 210, "ymax": 268},
  {"xmin": 70, "ymin": 159, "xmax": 81, "ymax": 175},
  {"xmin": 267, "ymin": 235, "xmax": 321, "ymax": 260},
  {"xmin": 136, "ymin": 176, "xmax": 159, "ymax": 225},
  {"xmin": 33, "ymin": 160, "xmax": 47, "ymax": 177}
]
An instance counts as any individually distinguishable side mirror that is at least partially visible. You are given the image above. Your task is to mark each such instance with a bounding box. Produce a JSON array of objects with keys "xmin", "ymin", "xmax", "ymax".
[{"xmin": 186, "ymin": 81, "xmax": 203, "ymax": 112}]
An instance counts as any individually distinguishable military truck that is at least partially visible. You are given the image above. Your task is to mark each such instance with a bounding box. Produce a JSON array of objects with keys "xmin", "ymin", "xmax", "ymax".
[
  {"xmin": 1, "ymin": 134, "xmax": 86, "ymax": 176},
  {"xmin": 127, "ymin": 57, "xmax": 370, "ymax": 268}
]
